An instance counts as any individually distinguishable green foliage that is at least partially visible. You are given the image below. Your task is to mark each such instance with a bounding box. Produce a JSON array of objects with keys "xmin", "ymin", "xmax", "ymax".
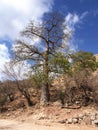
[
  {"xmin": 12, "ymin": 12, "xmax": 71, "ymax": 104},
  {"xmin": 50, "ymin": 52, "xmax": 71, "ymax": 74},
  {"xmin": 71, "ymin": 51, "xmax": 97, "ymax": 72},
  {"xmin": 31, "ymin": 66, "xmax": 52, "ymax": 88},
  {"xmin": 70, "ymin": 51, "xmax": 98, "ymax": 88}
]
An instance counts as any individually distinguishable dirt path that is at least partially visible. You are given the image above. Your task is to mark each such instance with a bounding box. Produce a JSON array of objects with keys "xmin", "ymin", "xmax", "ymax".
[{"xmin": 0, "ymin": 119, "xmax": 98, "ymax": 130}]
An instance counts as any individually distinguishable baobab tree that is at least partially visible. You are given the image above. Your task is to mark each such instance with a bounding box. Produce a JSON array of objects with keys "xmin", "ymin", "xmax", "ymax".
[{"xmin": 13, "ymin": 12, "xmax": 70, "ymax": 105}]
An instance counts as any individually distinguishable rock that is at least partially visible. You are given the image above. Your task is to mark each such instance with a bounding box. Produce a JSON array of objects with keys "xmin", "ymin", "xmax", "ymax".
[
  {"xmin": 82, "ymin": 115, "xmax": 87, "ymax": 120},
  {"xmin": 67, "ymin": 118, "xmax": 73, "ymax": 124},
  {"xmin": 78, "ymin": 114, "xmax": 84, "ymax": 119},
  {"xmin": 58, "ymin": 112, "xmax": 98, "ymax": 126},
  {"xmin": 83, "ymin": 116, "xmax": 91, "ymax": 125},
  {"xmin": 64, "ymin": 103, "xmax": 68, "ymax": 107},
  {"xmin": 78, "ymin": 114, "xmax": 85, "ymax": 122},
  {"xmin": 72, "ymin": 117, "xmax": 78, "ymax": 124},
  {"xmin": 59, "ymin": 119, "xmax": 67, "ymax": 124},
  {"xmin": 66, "ymin": 110, "xmax": 71, "ymax": 114},
  {"xmin": 92, "ymin": 120, "xmax": 98, "ymax": 126},
  {"xmin": 75, "ymin": 101, "xmax": 80, "ymax": 105},
  {"xmin": 90, "ymin": 113, "xmax": 97, "ymax": 121},
  {"xmin": 7, "ymin": 113, "xmax": 10, "ymax": 116},
  {"xmin": 91, "ymin": 115, "xmax": 96, "ymax": 121},
  {"xmin": 53, "ymin": 101, "xmax": 62, "ymax": 107}
]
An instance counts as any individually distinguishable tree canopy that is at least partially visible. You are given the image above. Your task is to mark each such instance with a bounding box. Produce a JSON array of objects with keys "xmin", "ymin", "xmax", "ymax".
[{"xmin": 13, "ymin": 12, "xmax": 71, "ymax": 105}]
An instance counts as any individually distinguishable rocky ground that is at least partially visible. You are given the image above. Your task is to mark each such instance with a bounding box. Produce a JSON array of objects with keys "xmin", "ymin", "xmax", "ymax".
[
  {"xmin": 0, "ymin": 104, "xmax": 98, "ymax": 130},
  {"xmin": 0, "ymin": 119, "xmax": 98, "ymax": 130}
]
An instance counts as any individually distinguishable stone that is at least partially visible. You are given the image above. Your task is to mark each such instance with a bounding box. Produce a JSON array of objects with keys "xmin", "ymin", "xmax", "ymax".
[
  {"xmin": 53, "ymin": 101, "xmax": 62, "ymax": 107},
  {"xmin": 58, "ymin": 112, "xmax": 98, "ymax": 126},
  {"xmin": 90, "ymin": 113, "xmax": 97, "ymax": 121},
  {"xmin": 59, "ymin": 119, "xmax": 67, "ymax": 124},
  {"xmin": 82, "ymin": 115, "xmax": 87, "ymax": 120},
  {"xmin": 92, "ymin": 120, "xmax": 98, "ymax": 126},
  {"xmin": 67, "ymin": 109, "xmax": 71, "ymax": 114},
  {"xmin": 78, "ymin": 114, "xmax": 84, "ymax": 119},
  {"xmin": 75, "ymin": 101, "xmax": 80, "ymax": 105},
  {"xmin": 72, "ymin": 117, "xmax": 78, "ymax": 124},
  {"xmin": 67, "ymin": 118, "xmax": 73, "ymax": 124},
  {"xmin": 7, "ymin": 113, "xmax": 10, "ymax": 116},
  {"xmin": 91, "ymin": 115, "xmax": 96, "ymax": 121},
  {"xmin": 83, "ymin": 116, "xmax": 91, "ymax": 125}
]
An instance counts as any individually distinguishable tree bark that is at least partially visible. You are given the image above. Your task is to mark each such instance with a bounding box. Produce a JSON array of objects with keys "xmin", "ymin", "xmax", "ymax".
[
  {"xmin": 40, "ymin": 83, "xmax": 50, "ymax": 105},
  {"xmin": 40, "ymin": 49, "xmax": 50, "ymax": 105}
]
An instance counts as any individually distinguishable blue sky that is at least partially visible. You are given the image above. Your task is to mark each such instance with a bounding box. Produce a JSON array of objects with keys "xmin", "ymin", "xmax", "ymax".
[
  {"xmin": 0, "ymin": 0, "xmax": 98, "ymax": 80},
  {"xmin": 53, "ymin": 0, "xmax": 98, "ymax": 54}
]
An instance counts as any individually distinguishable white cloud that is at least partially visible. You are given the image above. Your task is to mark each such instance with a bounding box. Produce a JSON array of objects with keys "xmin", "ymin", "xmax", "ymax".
[
  {"xmin": 0, "ymin": 44, "xmax": 10, "ymax": 64},
  {"xmin": 2, "ymin": 61, "xmax": 32, "ymax": 80},
  {"xmin": 64, "ymin": 12, "xmax": 88, "ymax": 52},
  {"xmin": 65, "ymin": 13, "xmax": 80, "ymax": 31},
  {"xmin": 80, "ymin": 11, "xmax": 89, "ymax": 20},
  {"xmin": 0, "ymin": 44, "xmax": 32, "ymax": 80},
  {"xmin": 64, "ymin": 13, "xmax": 80, "ymax": 52},
  {"xmin": 0, "ymin": 43, "xmax": 42, "ymax": 81},
  {"xmin": 0, "ymin": 44, "xmax": 10, "ymax": 80},
  {"xmin": 0, "ymin": 0, "xmax": 53, "ymax": 40},
  {"xmin": 65, "ymin": 12, "xmax": 88, "ymax": 31},
  {"xmin": 0, "ymin": 0, "xmax": 53, "ymax": 80}
]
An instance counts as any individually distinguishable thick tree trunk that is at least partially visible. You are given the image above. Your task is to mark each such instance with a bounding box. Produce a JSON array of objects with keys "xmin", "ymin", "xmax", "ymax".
[
  {"xmin": 40, "ymin": 82, "xmax": 50, "ymax": 105},
  {"xmin": 40, "ymin": 49, "xmax": 50, "ymax": 105}
]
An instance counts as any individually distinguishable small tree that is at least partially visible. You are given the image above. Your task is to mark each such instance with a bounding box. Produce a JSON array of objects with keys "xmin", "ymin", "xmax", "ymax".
[
  {"xmin": 0, "ymin": 80, "xmax": 14, "ymax": 112},
  {"xmin": 72, "ymin": 51, "xmax": 97, "ymax": 86},
  {"xmin": 50, "ymin": 52, "xmax": 72, "ymax": 105},
  {"xmin": 71, "ymin": 51, "xmax": 98, "ymax": 105},
  {"xmin": 2, "ymin": 61, "xmax": 33, "ymax": 106},
  {"xmin": 1, "ymin": 80, "xmax": 15, "ymax": 102},
  {"xmin": 13, "ymin": 12, "xmax": 70, "ymax": 105}
]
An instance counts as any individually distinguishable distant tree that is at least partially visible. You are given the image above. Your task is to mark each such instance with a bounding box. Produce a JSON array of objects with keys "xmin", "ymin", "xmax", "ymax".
[{"xmin": 13, "ymin": 12, "xmax": 70, "ymax": 105}]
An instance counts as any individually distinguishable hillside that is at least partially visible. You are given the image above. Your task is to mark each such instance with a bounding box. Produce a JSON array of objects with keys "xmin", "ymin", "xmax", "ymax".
[
  {"xmin": 95, "ymin": 54, "xmax": 98, "ymax": 62},
  {"xmin": 0, "ymin": 54, "xmax": 98, "ymax": 129},
  {"xmin": 0, "ymin": 77, "xmax": 98, "ymax": 129}
]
